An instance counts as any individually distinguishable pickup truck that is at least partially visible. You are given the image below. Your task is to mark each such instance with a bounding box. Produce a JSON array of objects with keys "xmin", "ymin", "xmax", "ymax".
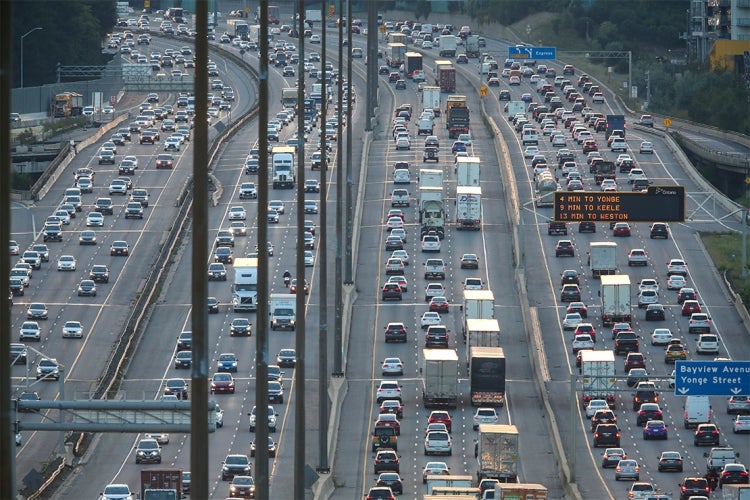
[
  {"xmin": 391, "ymin": 189, "xmax": 410, "ymax": 207},
  {"xmin": 547, "ymin": 221, "xmax": 568, "ymax": 235}
]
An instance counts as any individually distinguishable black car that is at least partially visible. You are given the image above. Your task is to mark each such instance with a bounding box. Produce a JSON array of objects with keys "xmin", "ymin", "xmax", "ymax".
[
  {"xmin": 590, "ymin": 409, "xmax": 617, "ymax": 431},
  {"xmin": 720, "ymin": 464, "xmax": 750, "ymax": 486},
  {"xmin": 384, "ymin": 323, "xmax": 408, "ymax": 343},
  {"xmin": 636, "ymin": 403, "xmax": 663, "ymax": 426},
  {"xmin": 208, "ymin": 296, "xmax": 220, "ymax": 314},
  {"xmin": 16, "ymin": 391, "xmax": 40, "ymax": 412},
  {"xmin": 276, "ymin": 348, "xmax": 297, "ymax": 368},
  {"xmin": 645, "ymin": 304, "xmax": 665, "ymax": 321},
  {"xmin": 89, "ymin": 265, "xmax": 110, "ymax": 283},
  {"xmin": 678, "ymin": 477, "xmax": 710, "ymax": 500},
  {"xmin": 214, "ymin": 247, "xmax": 233, "ymax": 264},
  {"xmin": 555, "ymin": 240, "xmax": 574, "ymax": 257},
  {"xmin": 378, "ymin": 65, "xmax": 389, "ymax": 75},
  {"xmin": 424, "ymin": 326, "xmax": 449, "ymax": 348},
  {"xmin": 95, "ymin": 198, "xmax": 114, "ymax": 215},
  {"xmin": 221, "ymin": 454, "xmax": 252, "ymax": 481},
  {"xmin": 498, "ymin": 90, "xmax": 511, "ymax": 101},
  {"xmin": 174, "ymin": 350, "xmax": 192, "ymax": 369},
  {"xmin": 657, "ymin": 451, "xmax": 683, "ymax": 472},
  {"xmin": 177, "ymin": 331, "xmax": 192, "ymax": 350},
  {"xmin": 650, "ymin": 223, "xmax": 669, "ymax": 239},
  {"xmin": 693, "ymin": 424, "xmax": 720, "ymax": 446},
  {"xmin": 376, "ymin": 472, "xmax": 403, "ymax": 495},
  {"xmin": 373, "ymin": 449, "xmax": 400, "ymax": 474},
  {"xmin": 382, "ymin": 283, "xmax": 402, "ymax": 301},
  {"xmin": 632, "ymin": 385, "xmax": 659, "ymax": 410},
  {"xmin": 10, "ymin": 343, "xmax": 27, "ymax": 364},
  {"xmin": 578, "ymin": 221, "xmax": 596, "ymax": 233},
  {"xmin": 10, "ymin": 278, "xmax": 24, "ymax": 296},
  {"xmin": 560, "ymin": 284, "xmax": 581, "ymax": 302},
  {"xmin": 614, "ymin": 331, "xmax": 640, "ymax": 355},
  {"xmin": 677, "ymin": 287, "xmax": 697, "ymax": 303},
  {"xmin": 593, "ymin": 424, "xmax": 620, "ymax": 447},
  {"xmin": 164, "ymin": 378, "xmax": 188, "ymax": 399},
  {"xmin": 110, "ymin": 241, "xmax": 129, "ymax": 256},
  {"xmin": 395, "ymin": 79, "xmax": 406, "ymax": 90},
  {"xmin": 561, "ymin": 270, "xmax": 580, "ymax": 285}
]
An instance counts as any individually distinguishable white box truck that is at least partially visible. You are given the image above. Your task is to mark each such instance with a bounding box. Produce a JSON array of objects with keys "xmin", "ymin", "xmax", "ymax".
[
  {"xmin": 580, "ymin": 350, "xmax": 616, "ymax": 408},
  {"xmin": 589, "ymin": 241, "xmax": 617, "ymax": 278},
  {"xmin": 466, "ymin": 318, "xmax": 501, "ymax": 364},
  {"xmin": 462, "ymin": 289, "xmax": 495, "ymax": 339},
  {"xmin": 422, "ymin": 86, "xmax": 441, "ymax": 116},
  {"xmin": 456, "ymin": 186, "xmax": 481, "ymax": 230},
  {"xmin": 455, "ymin": 157, "xmax": 480, "ymax": 187},
  {"xmin": 419, "ymin": 169, "xmax": 444, "ymax": 189},
  {"xmin": 426, "ymin": 475, "xmax": 474, "ymax": 494},
  {"xmin": 600, "ymin": 274, "xmax": 631, "ymax": 326},
  {"xmin": 269, "ymin": 293, "xmax": 296, "ymax": 330},
  {"xmin": 438, "ymin": 35, "xmax": 458, "ymax": 58},
  {"xmin": 232, "ymin": 258, "xmax": 258, "ymax": 312},
  {"xmin": 476, "ymin": 424, "xmax": 519, "ymax": 482},
  {"xmin": 419, "ymin": 186, "xmax": 445, "ymax": 239},
  {"xmin": 422, "ymin": 348, "xmax": 458, "ymax": 408}
]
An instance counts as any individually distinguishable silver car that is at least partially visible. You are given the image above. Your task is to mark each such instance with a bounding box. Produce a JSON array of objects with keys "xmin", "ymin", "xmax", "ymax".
[{"xmin": 614, "ymin": 459, "xmax": 640, "ymax": 481}]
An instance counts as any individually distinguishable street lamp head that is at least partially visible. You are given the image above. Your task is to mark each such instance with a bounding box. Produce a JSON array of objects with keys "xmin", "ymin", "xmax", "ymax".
[{"xmin": 22, "ymin": 27, "xmax": 44, "ymax": 39}]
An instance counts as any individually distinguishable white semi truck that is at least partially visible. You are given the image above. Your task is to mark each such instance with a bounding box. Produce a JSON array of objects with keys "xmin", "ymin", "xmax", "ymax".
[{"xmin": 232, "ymin": 258, "xmax": 258, "ymax": 312}]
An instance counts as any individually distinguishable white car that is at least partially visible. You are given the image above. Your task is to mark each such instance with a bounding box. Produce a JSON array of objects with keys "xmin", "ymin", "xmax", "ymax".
[
  {"xmin": 393, "ymin": 169, "xmax": 411, "ymax": 184},
  {"xmin": 463, "ymin": 277, "xmax": 483, "ymax": 290},
  {"xmin": 424, "ymin": 431, "xmax": 452, "ymax": 456},
  {"xmin": 54, "ymin": 209, "xmax": 71, "ymax": 225},
  {"xmin": 457, "ymin": 133, "xmax": 471, "ymax": 146},
  {"xmin": 650, "ymin": 328, "xmax": 673, "ymax": 346},
  {"xmin": 57, "ymin": 255, "xmax": 77, "ymax": 271},
  {"xmin": 572, "ymin": 334, "xmax": 594, "ymax": 353},
  {"xmin": 523, "ymin": 146, "xmax": 539, "ymax": 158},
  {"xmin": 269, "ymin": 200, "xmax": 285, "ymax": 214},
  {"xmin": 420, "ymin": 311, "xmax": 441, "ymax": 329},
  {"xmin": 386, "ymin": 216, "xmax": 404, "ymax": 230},
  {"xmin": 421, "ymin": 234, "xmax": 441, "ymax": 252},
  {"xmin": 562, "ymin": 313, "xmax": 583, "ymax": 330},
  {"xmin": 638, "ymin": 278, "xmax": 660, "ymax": 294},
  {"xmin": 390, "ymin": 249, "xmax": 409, "ymax": 266},
  {"xmin": 395, "ymin": 137, "xmax": 411, "ymax": 150},
  {"xmin": 733, "ymin": 415, "xmax": 750, "ymax": 433},
  {"xmin": 639, "ymin": 141, "xmax": 654, "ymax": 154},
  {"xmin": 62, "ymin": 320, "xmax": 84, "ymax": 338},
  {"xmin": 585, "ymin": 399, "xmax": 609, "ymax": 418},
  {"xmin": 628, "ymin": 168, "xmax": 647, "ymax": 183},
  {"xmin": 472, "ymin": 407, "xmax": 499, "ymax": 430},
  {"xmin": 376, "ymin": 380, "xmax": 402, "ymax": 403},
  {"xmin": 381, "ymin": 357, "xmax": 404, "ymax": 376},
  {"xmin": 86, "ymin": 212, "xmax": 104, "ymax": 227},
  {"xmin": 164, "ymin": 137, "xmax": 181, "ymax": 151},
  {"xmin": 600, "ymin": 179, "xmax": 617, "ymax": 191},
  {"xmin": 102, "ymin": 484, "xmax": 134, "ymax": 500},
  {"xmin": 227, "ymin": 206, "xmax": 246, "ymax": 221},
  {"xmin": 667, "ymin": 275, "xmax": 687, "ymax": 290},
  {"xmin": 696, "ymin": 334, "xmax": 720, "ymax": 354},
  {"xmin": 304, "ymin": 251, "xmax": 314, "ymax": 267},
  {"xmin": 551, "ymin": 134, "xmax": 566, "ymax": 147},
  {"xmin": 628, "ymin": 249, "xmax": 648, "ymax": 266},
  {"xmin": 229, "ymin": 221, "xmax": 247, "ymax": 236},
  {"xmin": 424, "ymin": 283, "xmax": 446, "ymax": 302},
  {"xmin": 109, "ymin": 180, "xmax": 128, "ymax": 195},
  {"xmin": 667, "ymin": 258, "xmax": 688, "ymax": 276},
  {"xmin": 422, "ymin": 462, "xmax": 450, "ymax": 483},
  {"xmin": 385, "ymin": 258, "xmax": 405, "ymax": 275},
  {"xmin": 638, "ymin": 289, "xmax": 658, "ymax": 308}
]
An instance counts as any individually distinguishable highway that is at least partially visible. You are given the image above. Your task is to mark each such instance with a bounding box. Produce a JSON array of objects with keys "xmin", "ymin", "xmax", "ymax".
[
  {"xmin": 11, "ymin": 11, "xmax": 750, "ymax": 500},
  {"xmin": 12, "ymin": 32, "xmax": 258, "ymax": 493}
]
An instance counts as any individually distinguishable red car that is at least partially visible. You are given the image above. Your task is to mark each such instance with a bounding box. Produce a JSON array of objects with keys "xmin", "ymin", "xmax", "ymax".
[
  {"xmin": 567, "ymin": 302, "xmax": 588, "ymax": 318},
  {"xmin": 379, "ymin": 400, "xmax": 403, "ymax": 419},
  {"xmin": 624, "ymin": 352, "xmax": 646, "ymax": 372},
  {"xmin": 375, "ymin": 414, "xmax": 401, "ymax": 435},
  {"xmin": 428, "ymin": 296, "xmax": 449, "ymax": 313},
  {"xmin": 681, "ymin": 300, "xmax": 701, "ymax": 316},
  {"xmin": 612, "ymin": 223, "xmax": 631, "ymax": 236},
  {"xmin": 574, "ymin": 324, "xmax": 597, "ymax": 342},
  {"xmin": 427, "ymin": 410, "xmax": 452, "ymax": 433},
  {"xmin": 210, "ymin": 372, "xmax": 235, "ymax": 394},
  {"xmin": 582, "ymin": 140, "xmax": 598, "ymax": 153}
]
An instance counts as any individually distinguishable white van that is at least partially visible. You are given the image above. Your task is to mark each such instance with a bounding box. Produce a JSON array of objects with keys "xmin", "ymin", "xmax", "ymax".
[{"xmin": 684, "ymin": 395, "xmax": 712, "ymax": 429}]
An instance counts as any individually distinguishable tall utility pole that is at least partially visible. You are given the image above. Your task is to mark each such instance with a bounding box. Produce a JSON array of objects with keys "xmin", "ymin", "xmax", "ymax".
[
  {"xmin": 190, "ymin": 1, "xmax": 209, "ymax": 498},
  {"xmin": 1, "ymin": 1, "xmax": 15, "ymax": 498},
  {"xmin": 334, "ymin": 0, "xmax": 344, "ymax": 378},
  {"xmin": 255, "ymin": 2, "xmax": 271, "ymax": 498},
  {"xmin": 317, "ymin": 0, "xmax": 330, "ymax": 474},
  {"xmin": 293, "ymin": 0, "xmax": 307, "ymax": 497},
  {"xmin": 344, "ymin": 0, "xmax": 354, "ymax": 286},
  {"xmin": 366, "ymin": 0, "xmax": 377, "ymax": 128}
]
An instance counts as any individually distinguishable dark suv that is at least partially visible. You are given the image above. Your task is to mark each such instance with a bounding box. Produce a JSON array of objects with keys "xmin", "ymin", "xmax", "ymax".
[
  {"xmin": 693, "ymin": 423, "xmax": 720, "ymax": 446},
  {"xmin": 382, "ymin": 283, "xmax": 402, "ymax": 301},
  {"xmin": 384, "ymin": 323, "xmax": 407, "ymax": 343},
  {"xmin": 650, "ymin": 223, "xmax": 669, "ymax": 239},
  {"xmin": 373, "ymin": 449, "xmax": 400, "ymax": 474},
  {"xmin": 548, "ymin": 221, "xmax": 568, "ymax": 235},
  {"xmin": 177, "ymin": 331, "xmax": 192, "ymax": 350},
  {"xmin": 556, "ymin": 240, "xmax": 574, "ymax": 257},
  {"xmin": 678, "ymin": 477, "xmax": 710, "ymax": 500},
  {"xmin": 593, "ymin": 424, "xmax": 620, "ymax": 447},
  {"xmin": 614, "ymin": 331, "xmax": 639, "ymax": 355},
  {"xmin": 372, "ymin": 427, "xmax": 398, "ymax": 452},
  {"xmin": 425, "ymin": 325, "xmax": 449, "ymax": 348},
  {"xmin": 89, "ymin": 265, "xmax": 110, "ymax": 283},
  {"xmin": 632, "ymin": 383, "xmax": 659, "ymax": 410}
]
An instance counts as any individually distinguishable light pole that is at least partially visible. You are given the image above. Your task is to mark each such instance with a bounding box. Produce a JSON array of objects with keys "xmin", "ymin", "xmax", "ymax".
[{"xmin": 21, "ymin": 27, "xmax": 43, "ymax": 88}]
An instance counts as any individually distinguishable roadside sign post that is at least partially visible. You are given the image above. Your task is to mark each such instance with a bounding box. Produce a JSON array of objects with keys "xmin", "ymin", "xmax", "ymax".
[{"xmin": 674, "ymin": 360, "xmax": 750, "ymax": 396}]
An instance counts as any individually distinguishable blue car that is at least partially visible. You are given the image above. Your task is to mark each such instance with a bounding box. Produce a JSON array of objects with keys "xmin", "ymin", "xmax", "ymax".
[
  {"xmin": 451, "ymin": 141, "xmax": 467, "ymax": 154},
  {"xmin": 643, "ymin": 420, "xmax": 668, "ymax": 440},
  {"xmin": 217, "ymin": 353, "xmax": 238, "ymax": 373}
]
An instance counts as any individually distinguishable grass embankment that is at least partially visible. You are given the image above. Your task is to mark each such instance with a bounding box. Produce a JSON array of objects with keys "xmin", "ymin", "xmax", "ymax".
[{"xmin": 701, "ymin": 233, "xmax": 750, "ymax": 304}]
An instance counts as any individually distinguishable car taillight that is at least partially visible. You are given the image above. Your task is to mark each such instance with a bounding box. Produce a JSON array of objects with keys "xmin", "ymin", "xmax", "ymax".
[{"xmin": 638, "ymin": 411, "xmax": 645, "ymax": 416}]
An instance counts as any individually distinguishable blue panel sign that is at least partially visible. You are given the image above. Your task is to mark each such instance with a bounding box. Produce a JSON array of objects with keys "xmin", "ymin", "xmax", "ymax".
[
  {"xmin": 674, "ymin": 360, "xmax": 750, "ymax": 396},
  {"xmin": 507, "ymin": 46, "xmax": 557, "ymax": 60}
]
